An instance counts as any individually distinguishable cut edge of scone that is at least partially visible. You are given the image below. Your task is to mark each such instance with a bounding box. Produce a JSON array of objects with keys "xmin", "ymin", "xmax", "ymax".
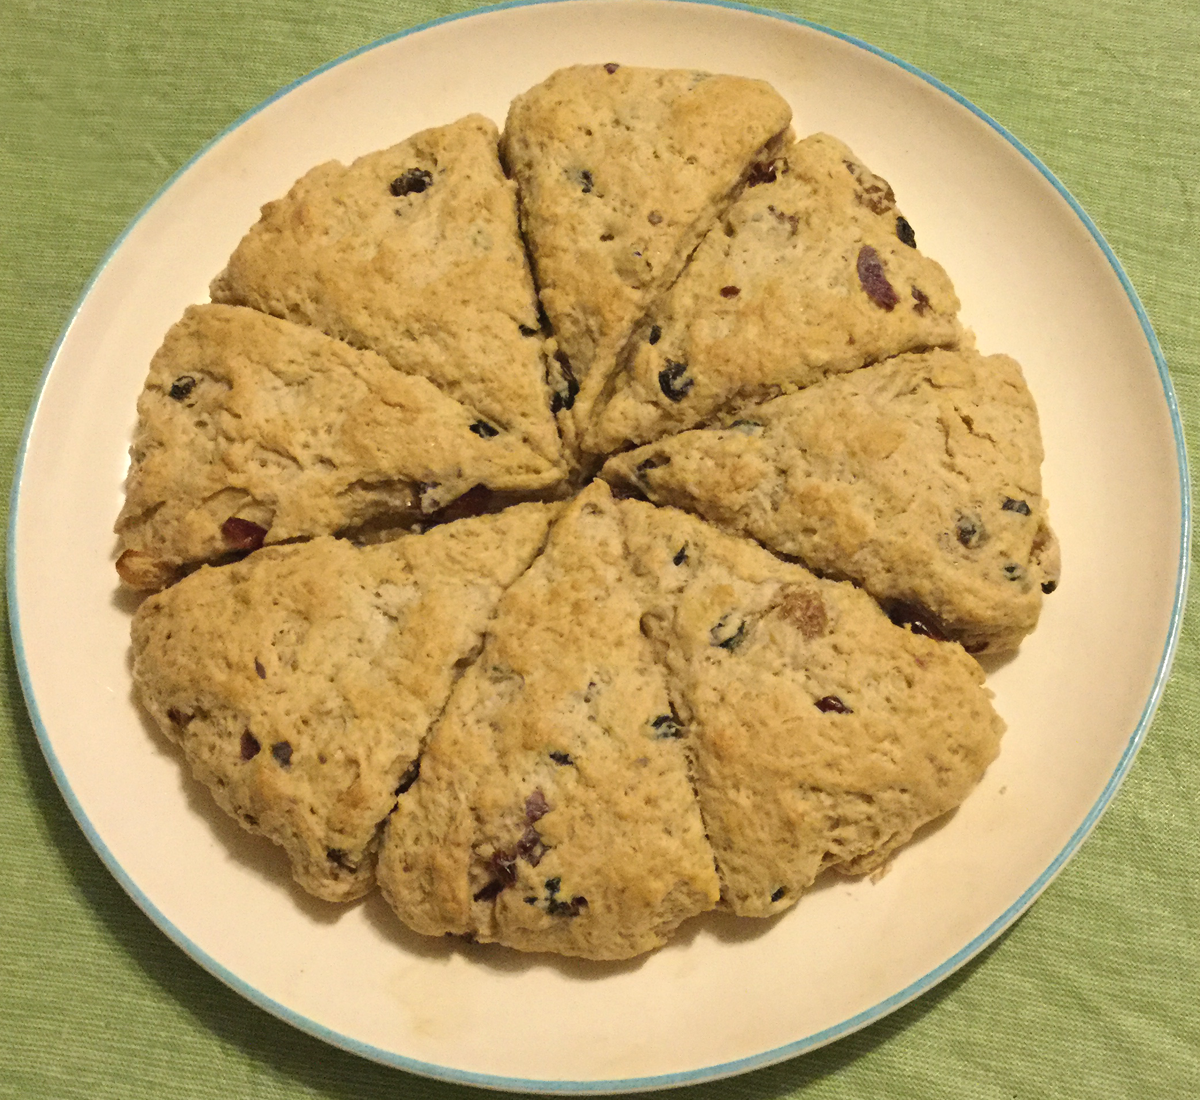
[
  {"xmin": 114, "ymin": 303, "xmax": 567, "ymax": 591},
  {"xmin": 615, "ymin": 498, "xmax": 1006, "ymax": 918},
  {"xmin": 500, "ymin": 64, "xmax": 793, "ymax": 457},
  {"xmin": 130, "ymin": 503, "xmax": 561, "ymax": 903},
  {"xmin": 601, "ymin": 348, "xmax": 1059, "ymax": 657},
  {"xmin": 583, "ymin": 131, "xmax": 964, "ymax": 454},
  {"xmin": 377, "ymin": 482, "xmax": 721, "ymax": 960},
  {"xmin": 208, "ymin": 114, "xmax": 565, "ymax": 468}
]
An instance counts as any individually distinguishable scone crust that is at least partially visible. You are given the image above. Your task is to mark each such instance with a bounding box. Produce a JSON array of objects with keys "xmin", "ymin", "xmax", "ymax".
[
  {"xmin": 588, "ymin": 133, "xmax": 962, "ymax": 452},
  {"xmin": 604, "ymin": 348, "xmax": 1058, "ymax": 655},
  {"xmin": 115, "ymin": 304, "xmax": 564, "ymax": 589},
  {"xmin": 131, "ymin": 505, "xmax": 558, "ymax": 901},
  {"xmin": 210, "ymin": 115, "xmax": 562, "ymax": 465}
]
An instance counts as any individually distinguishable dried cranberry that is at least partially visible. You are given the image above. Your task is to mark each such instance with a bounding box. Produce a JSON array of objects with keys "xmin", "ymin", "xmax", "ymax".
[
  {"xmin": 746, "ymin": 161, "xmax": 777, "ymax": 186},
  {"xmin": 525, "ymin": 789, "xmax": 550, "ymax": 823},
  {"xmin": 240, "ymin": 731, "xmax": 260, "ymax": 760},
  {"xmin": 658, "ymin": 360, "xmax": 692, "ymax": 402},
  {"xmin": 857, "ymin": 246, "xmax": 899, "ymax": 310},
  {"xmin": 168, "ymin": 376, "xmax": 197, "ymax": 401},
  {"xmin": 911, "ymin": 287, "xmax": 932, "ymax": 315},
  {"xmin": 254, "ymin": 659, "xmax": 266, "ymax": 679},
  {"xmin": 222, "ymin": 517, "xmax": 266, "ymax": 551},
  {"xmin": 815, "ymin": 695, "xmax": 852, "ymax": 714},
  {"xmin": 515, "ymin": 826, "xmax": 546, "ymax": 866},
  {"xmin": 604, "ymin": 62, "xmax": 620, "ymax": 74},
  {"xmin": 390, "ymin": 169, "xmax": 432, "ymax": 196}
]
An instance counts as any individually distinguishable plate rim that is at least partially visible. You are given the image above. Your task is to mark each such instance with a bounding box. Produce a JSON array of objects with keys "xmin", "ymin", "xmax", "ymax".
[{"xmin": 6, "ymin": 0, "xmax": 1192, "ymax": 1092}]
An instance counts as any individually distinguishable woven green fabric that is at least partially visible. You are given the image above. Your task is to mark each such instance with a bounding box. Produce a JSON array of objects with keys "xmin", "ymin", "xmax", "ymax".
[{"xmin": 2, "ymin": 1, "xmax": 1197, "ymax": 1096}]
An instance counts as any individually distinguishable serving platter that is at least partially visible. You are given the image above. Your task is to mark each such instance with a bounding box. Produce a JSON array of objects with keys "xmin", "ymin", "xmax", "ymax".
[{"xmin": 8, "ymin": 0, "xmax": 1188, "ymax": 1091}]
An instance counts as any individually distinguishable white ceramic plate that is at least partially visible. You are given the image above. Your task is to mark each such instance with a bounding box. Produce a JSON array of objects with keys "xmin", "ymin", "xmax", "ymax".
[{"xmin": 8, "ymin": 0, "xmax": 1189, "ymax": 1092}]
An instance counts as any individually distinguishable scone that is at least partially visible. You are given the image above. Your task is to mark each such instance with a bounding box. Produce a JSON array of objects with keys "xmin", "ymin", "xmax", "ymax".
[
  {"xmin": 377, "ymin": 483, "xmax": 720, "ymax": 960},
  {"xmin": 501, "ymin": 64, "xmax": 792, "ymax": 451},
  {"xmin": 115, "ymin": 304, "xmax": 565, "ymax": 590},
  {"xmin": 587, "ymin": 133, "xmax": 961, "ymax": 452},
  {"xmin": 603, "ymin": 349, "xmax": 1060, "ymax": 656},
  {"xmin": 210, "ymin": 115, "xmax": 562, "ymax": 465},
  {"xmin": 131, "ymin": 504, "xmax": 559, "ymax": 902},
  {"xmin": 618, "ymin": 499, "xmax": 1006, "ymax": 916}
]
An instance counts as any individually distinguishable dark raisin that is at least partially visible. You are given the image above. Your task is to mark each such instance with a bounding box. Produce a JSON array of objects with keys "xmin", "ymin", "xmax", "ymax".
[
  {"xmin": 652, "ymin": 713, "xmax": 683, "ymax": 739},
  {"xmin": 168, "ymin": 375, "xmax": 197, "ymax": 401},
  {"xmin": 710, "ymin": 616, "xmax": 748, "ymax": 651},
  {"xmin": 720, "ymin": 285, "xmax": 740, "ymax": 298},
  {"xmin": 549, "ymin": 751, "xmax": 574, "ymax": 766},
  {"xmin": 955, "ymin": 513, "xmax": 987, "ymax": 548},
  {"xmin": 525, "ymin": 789, "xmax": 550, "ymax": 823},
  {"xmin": 896, "ymin": 215, "xmax": 917, "ymax": 248},
  {"xmin": 658, "ymin": 360, "xmax": 692, "ymax": 402},
  {"xmin": 221, "ymin": 517, "xmax": 267, "ymax": 551},
  {"xmin": 240, "ymin": 731, "xmax": 260, "ymax": 760},
  {"xmin": 1003, "ymin": 563, "xmax": 1026, "ymax": 581},
  {"xmin": 1042, "ymin": 580, "xmax": 1058, "ymax": 595},
  {"xmin": 673, "ymin": 545, "xmax": 688, "ymax": 566},
  {"xmin": 254, "ymin": 659, "xmax": 266, "ymax": 680},
  {"xmin": 1002, "ymin": 497, "xmax": 1032, "ymax": 515},
  {"xmin": 490, "ymin": 850, "xmax": 518, "ymax": 886},
  {"xmin": 579, "ymin": 169, "xmax": 594, "ymax": 194},
  {"xmin": 815, "ymin": 695, "xmax": 852, "ymax": 714},
  {"xmin": 636, "ymin": 453, "xmax": 670, "ymax": 475},
  {"xmin": 469, "ymin": 420, "xmax": 499, "ymax": 438},
  {"xmin": 647, "ymin": 210, "xmax": 663, "ymax": 225},
  {"xmin": 166, "ymin": 708, "xmax": 192, "ymax": 728},
  {"xmin": 271, "ymin": 741, "xmax": 292, "ymax": 767},
  {"xmin": 770, "ymin": 886, "xmax": 787, "ymax": 902},
  {"xmin": 394, "ymin": 759, "xmax": 420, "ymax": 795},
  {"xmin": 515, "ymin": 826, "xmax": 546, "ymax": 866},
  {"xmin": 911, "ymin": 287, "xmax": 931, "ymax": 315},
  {"xmin": 524, "ymin": 896, "xmax": 538, "ymax": 905},
  {"xmin": 648, "ymin": 324, "xmax": 662, "ymax": 345},
  {"xmin": 547, "ymin": 895, "xmax": 588, "ymax": 917},
  {"xmin": 856, "ymin": 246, "xmax": 899, "ymax": 310},
  {"xmin": 519, "ymin": 324, "xmax": 540, "ymax": 337},
  {"xmin": 389, "ymin": 168, "xmax": 432, "ymax": 196},
  {"xmin": 746, "ymin": 161, "xmax": 777, "ymax": 186},
  {"xmin": 885, "ymin": 601, "xmax": 947, "ymax": 642},
  {"xmin": 604, "ymin": 62, "xmax": 620, "ymax": 74},
  {"xmin": 473, "ymin": 879, "xmax": 505, "ymax": 902},
  {"xmin": 964, "ymin": 640, "xmax": 990, "ymax": 654},
  {"xmin": 544, "ymin": 876, "xmax": 561, "ymax": 895},
  {"xmin": 550, "ymin": 351, "xmax": 579, "ymax": 413},
  {"xmin": 327, "ymin": 848, "xmax": 356, "ymax": 871}
]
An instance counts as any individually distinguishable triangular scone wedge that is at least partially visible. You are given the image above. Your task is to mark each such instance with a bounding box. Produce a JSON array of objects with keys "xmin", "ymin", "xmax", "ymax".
[
  {"xmin": 377, "ymin": 483, "xmax": 719, "ymax": 960},
  {"xmin": 130, "ymin": 504, "xmax": 559, "ymax": 902},
  {"xmin": 603, "ymin": 349, "xmax": 1060, "ymax": 656},
  {"xmin": 587, "ymin": 133, "xmax": 962, "ymax": 452},
  {"xmin": 209, "ymin": 115, "xmax": 562, "ymax": 465},
  {"xmin": 501, "ymin": 64, "xmax": 792, "ymax": 448},
  {"xmin": 115, "ymin": 305, "xmax": 565, "ymax": 590},
  {"xmin": 617, "ymin": 500, "xmax": 1005, "ymax": 917}
]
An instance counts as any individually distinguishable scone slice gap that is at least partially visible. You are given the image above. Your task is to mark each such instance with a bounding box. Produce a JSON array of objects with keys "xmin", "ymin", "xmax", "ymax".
[
  {"xmin": 130, "ymin": 503, "xmax": 559, "ymax": 903},
  {"xmin": 603, "ymin": 348, "xmax": 1059, "ymax": 656},
  {"xmin": 114, "ymin": 304, "xmax": 563, "ymax": 591},
  {"xmin": 377, "ymin": 482, "xmax": 720, "ymax": 961},
  {"xmin": 209, "ymin": 115, "xmax": 563, "ymax": 466},
  {"xmin": 617, "ymin": 500, "xmax": 1006, "ymax": 917},
  {"xmin": 500, "ymin": 64, "xmax": 792, "ymax": 449},
  {"xmin": 586, "ymin": 132, "xmax": 963, "ymax": 453}
]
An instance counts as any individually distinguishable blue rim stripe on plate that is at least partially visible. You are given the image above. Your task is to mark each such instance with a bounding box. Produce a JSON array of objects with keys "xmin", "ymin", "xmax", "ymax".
[{"xmin": 7, "ymin": 0, "xmax": 1191, "ymax": 1092}]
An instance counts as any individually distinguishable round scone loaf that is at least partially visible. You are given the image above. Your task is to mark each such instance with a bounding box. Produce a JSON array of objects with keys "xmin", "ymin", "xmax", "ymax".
[{"xmin": 120, "ymin": 64, "xmax": 1056, "ymax": 961}]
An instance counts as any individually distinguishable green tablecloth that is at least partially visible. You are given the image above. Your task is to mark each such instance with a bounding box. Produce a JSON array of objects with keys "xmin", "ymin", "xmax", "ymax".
[{"xmin": 2, "ymin": 1, "xmax": 1197, "ymax": 1096}]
